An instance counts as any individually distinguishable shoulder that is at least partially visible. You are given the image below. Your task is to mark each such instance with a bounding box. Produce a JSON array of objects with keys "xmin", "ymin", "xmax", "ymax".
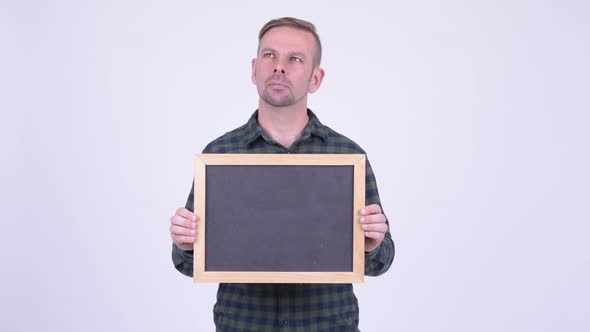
[
  {"xmin": 318, "ymin": 124, "xmax": 367, "ymax": 154},
  {"xmin": 308, "ymin": 109, "xmax": 367, "ymax": 154},
  {"xmin": 202, "ymin": 123, "xmax": 249, "ymax": 153}
]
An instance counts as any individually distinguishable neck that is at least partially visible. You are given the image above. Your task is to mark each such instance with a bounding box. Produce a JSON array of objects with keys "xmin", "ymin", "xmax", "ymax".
[{"xmin": 257, "ymin": 102, "xmax": 309, "ymax": 149}]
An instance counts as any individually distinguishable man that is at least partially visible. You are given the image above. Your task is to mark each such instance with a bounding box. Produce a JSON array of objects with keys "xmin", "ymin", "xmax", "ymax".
[{"xmin": 170, "ymin": 17, "xmax": 394, "ymax": 331}]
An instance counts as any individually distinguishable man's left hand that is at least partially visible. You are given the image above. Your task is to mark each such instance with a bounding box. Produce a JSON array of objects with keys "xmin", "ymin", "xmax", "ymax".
[{"xmin": 360, "ymin": 204, "xmax": 389, "ymax": 253}]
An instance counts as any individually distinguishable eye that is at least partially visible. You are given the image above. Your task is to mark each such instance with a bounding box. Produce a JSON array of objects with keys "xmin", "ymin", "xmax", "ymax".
[
  {"xmin": 262, "ymin": 52, "xmax": 275, "ymax": 58},
  {"xmin": 290, "ymin": 56, "xmax": 303, "ymax": 63}
]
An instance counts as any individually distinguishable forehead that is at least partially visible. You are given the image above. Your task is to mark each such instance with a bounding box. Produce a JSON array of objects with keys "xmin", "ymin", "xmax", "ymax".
[{"xmin": 259, "ymin": 26, "xmax": 317, "ymax": 55}]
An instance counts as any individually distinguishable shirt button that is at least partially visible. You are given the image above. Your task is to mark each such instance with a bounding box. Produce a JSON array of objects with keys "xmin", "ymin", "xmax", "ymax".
[{"xmin": 283, "ymin": 320, "xmax": 289, "ymax": 326}]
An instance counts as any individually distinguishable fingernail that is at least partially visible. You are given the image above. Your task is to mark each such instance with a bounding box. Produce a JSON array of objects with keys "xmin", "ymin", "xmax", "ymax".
[
  {"xmin": 192, "ymin": 223, "xmax": 196, "ymax": 228},
  {"xmin": 362, "ymin": 225, "xmax": 367, "ymax": 230},
  {"xmin": 191, "ymin": 230, "xmax": 196, "ymax": 234},
  {"xmin": 360, "ymin": 217, "xmax": 365, "ymax": 223},
  {"xmin": 361, "ymin": 209, "xmax": 366, "ymax": 215}
]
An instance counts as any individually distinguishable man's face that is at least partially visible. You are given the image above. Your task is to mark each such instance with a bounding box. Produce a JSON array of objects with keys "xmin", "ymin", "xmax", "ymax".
[{"xmin": 252, "ymin": 26, "xmax": 324, "ymax": 108}]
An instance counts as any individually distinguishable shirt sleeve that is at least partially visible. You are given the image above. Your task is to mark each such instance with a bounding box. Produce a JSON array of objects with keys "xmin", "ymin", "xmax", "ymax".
[
  {"xmin": 171, "ymin": 182, "xmax": 195, "ymax": 277},
  {"xmin": 363, "ymin": 159, "xmax": 395, "ymax": 276}
]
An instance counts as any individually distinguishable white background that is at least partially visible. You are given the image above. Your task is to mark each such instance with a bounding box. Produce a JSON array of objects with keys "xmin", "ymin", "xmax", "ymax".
[{"xmin": 2, "ymin": 0, "xmax": 589, "ymax": 331}]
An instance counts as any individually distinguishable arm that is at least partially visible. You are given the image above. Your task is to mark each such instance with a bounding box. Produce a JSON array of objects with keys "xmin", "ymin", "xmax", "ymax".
[
  {"xmin": 171, "ymin": 183, "xmax": 197, "ymax": 277},
  {"xmin": 362, "ymin": 159, "xmax": 395, "ymax": 276}
]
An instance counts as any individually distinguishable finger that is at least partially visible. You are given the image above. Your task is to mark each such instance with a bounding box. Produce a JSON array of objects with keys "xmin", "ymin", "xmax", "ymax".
[
  {"xmin": 172, "ymin": 234, "xmax": 196, "ymax": 245},
  {"xmin": 360, "ymin": 204, "xmax": 382, "ymax": 216},
  {"xmin": 170, "ymin": 225, "xmax": 197, "ymax": 237},
  {"xmin": 360, "ymin": 213, "xmax": 386, "ymax": 224},
  {"xmin": 361, "ymin": 223, "xmax": 388, "ymax": 233},
  {"xmin": 170, "ymin": 214, "xmax": 196, "ymax": 229},
  {"xmin": 176, "ymin": 207, "xmax": 198, "ymax": 222},
  {"xmin": 364, "ymin": 231, "xmax": 385, "ymax": 240}
]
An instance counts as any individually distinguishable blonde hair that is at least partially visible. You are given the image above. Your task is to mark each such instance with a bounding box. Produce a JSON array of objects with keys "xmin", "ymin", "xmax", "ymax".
[{"xmin": 258, "ymin": 17, "xmax": 322, "ymax": 67}]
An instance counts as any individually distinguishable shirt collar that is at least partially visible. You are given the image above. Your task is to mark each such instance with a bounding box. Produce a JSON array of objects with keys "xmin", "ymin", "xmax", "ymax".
[{"xmin": 242, "ymin": 109, "xmax": 329, "ymax": 146}]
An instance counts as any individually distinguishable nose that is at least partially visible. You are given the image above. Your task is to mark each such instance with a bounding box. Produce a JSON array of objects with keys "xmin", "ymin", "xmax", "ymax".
[{"xmin": 273, "ymin": 61, "xmax": 286, "ymax": 74}]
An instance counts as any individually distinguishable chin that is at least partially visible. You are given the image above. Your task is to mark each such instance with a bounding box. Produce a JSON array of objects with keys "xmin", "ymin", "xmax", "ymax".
[{"xmin": 263, "ymin": 96, "xmax": 294, "ymax": 108}]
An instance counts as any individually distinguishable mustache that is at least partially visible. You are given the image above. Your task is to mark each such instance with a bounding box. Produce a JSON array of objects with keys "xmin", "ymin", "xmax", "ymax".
[{"xmin": 265, "ymin": 74, "xmax": 292, "ymax": 86}]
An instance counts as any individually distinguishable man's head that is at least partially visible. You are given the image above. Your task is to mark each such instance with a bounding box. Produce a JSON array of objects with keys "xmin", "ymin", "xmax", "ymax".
[
  {"xmin": 252, "ymin": 17, "xmax": 325, "ymax": 109},
  {"xmin": 258, "ymin": 17, "xmax": 322, "ymax": 68}
]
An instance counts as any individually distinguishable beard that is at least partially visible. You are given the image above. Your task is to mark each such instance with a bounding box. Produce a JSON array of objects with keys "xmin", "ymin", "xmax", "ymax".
[
  {"xmin": 260, "ymin": 74, "xmax": 304, "ymax": 107},
  {"xmin": 261, "ymin": 89, "xmax": 295, "ymax": 107}
]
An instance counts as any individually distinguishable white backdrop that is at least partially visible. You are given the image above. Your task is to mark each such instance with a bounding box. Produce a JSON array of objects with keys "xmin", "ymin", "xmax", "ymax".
[{"xmin": 2, "ymin": 0, "xmax": 589, "ymax": 331}]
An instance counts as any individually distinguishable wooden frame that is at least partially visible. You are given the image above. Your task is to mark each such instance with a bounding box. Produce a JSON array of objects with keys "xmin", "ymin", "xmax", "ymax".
[{"xmin": 193, "ymin": 154, "xmax": 366, "ymax": 283}]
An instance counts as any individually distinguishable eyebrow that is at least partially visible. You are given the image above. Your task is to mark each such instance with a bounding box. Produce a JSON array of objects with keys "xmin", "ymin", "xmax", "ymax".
[
  {"xmin": 289, "ymin": 52, "xmax": 307, "ymax": 60},
  {"xmin": 259, "ymin": 47, "xmax": 276, "ymax": 55},
  {"xmin": 259, "ymin": 48, "xmax": 307, "ymax": 60}
]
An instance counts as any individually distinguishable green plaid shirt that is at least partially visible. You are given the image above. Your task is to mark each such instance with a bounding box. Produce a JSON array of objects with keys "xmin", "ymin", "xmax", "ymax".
[{"xmin": 172, "ymin": 109, "xmax": 394, "ymax": 331}]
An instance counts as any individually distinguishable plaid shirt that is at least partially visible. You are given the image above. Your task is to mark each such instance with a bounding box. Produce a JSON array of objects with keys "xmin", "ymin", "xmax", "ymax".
[{"xmin": 172, "ymin": 109, "xmax": 394, "ymax": 331}]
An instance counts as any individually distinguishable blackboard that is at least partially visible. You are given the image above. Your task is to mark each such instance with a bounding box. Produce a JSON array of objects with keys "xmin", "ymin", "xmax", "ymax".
[{"xmin": 193, "ymin": 154, "xmax": 366, "ymax": 283}]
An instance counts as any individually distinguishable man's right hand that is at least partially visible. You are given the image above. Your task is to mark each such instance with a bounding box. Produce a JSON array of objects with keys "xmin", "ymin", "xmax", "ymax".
[{"xmin": 170, "ymin": 207, "xmax": 198, "ymax": 251}]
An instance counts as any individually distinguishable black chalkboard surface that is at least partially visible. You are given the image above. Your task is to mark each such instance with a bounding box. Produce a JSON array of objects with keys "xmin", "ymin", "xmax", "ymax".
[{"xmin": 193, "ymin": 154, "xmax": 366, "ymax": 283}]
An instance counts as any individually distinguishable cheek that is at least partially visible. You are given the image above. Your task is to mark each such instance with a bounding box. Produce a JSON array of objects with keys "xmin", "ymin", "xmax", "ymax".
[
  {"xmin": 253, "ymin": 65, "xmax": 264, "ymax": 82},
  {"xmin": 255, "ymin": 65, "xmax": 272, "ymax": 79},
  {"xmin": 254, "ymin": 68, "xmax": 269, "ymax": 90}
]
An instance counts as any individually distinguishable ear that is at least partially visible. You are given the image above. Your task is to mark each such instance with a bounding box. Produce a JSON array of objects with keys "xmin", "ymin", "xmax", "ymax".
[
  {"xmin": 308, "ymin": 67, "xmax": 325, "ymax": 94},
  {"xmin": 251, "ymin": 58, "xmax": 257, "ymax": 85}
]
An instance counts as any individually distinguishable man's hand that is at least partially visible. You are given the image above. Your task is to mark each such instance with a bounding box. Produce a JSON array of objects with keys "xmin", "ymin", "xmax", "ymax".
[
  {"xmin": 360, "ymin": 204, "xmax": 389, "ymax": 253},
  {"xmin": 170, "ymin": 207, "xmax": 198, "ymax": 251}
]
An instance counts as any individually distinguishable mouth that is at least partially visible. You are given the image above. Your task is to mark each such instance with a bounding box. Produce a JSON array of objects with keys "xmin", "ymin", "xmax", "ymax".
[{"xmin": 268, "ymin": 82, "xmax": 289, "ymax": 89}]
